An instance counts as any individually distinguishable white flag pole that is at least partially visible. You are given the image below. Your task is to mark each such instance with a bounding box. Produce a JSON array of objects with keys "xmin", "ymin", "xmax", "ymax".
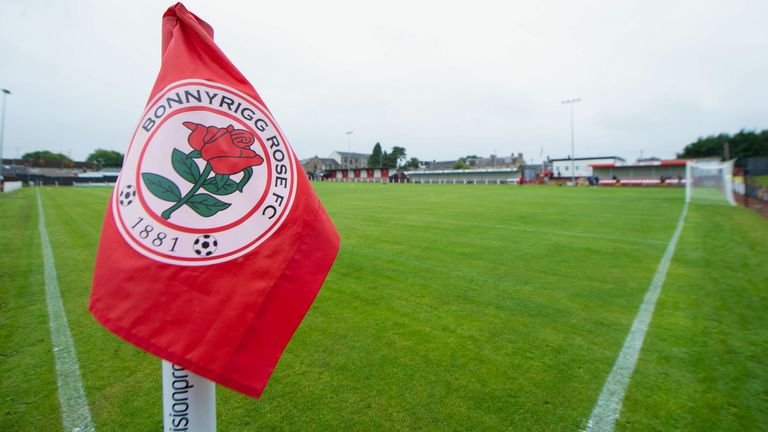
[{"xmin": 162, "ymin": 360, "xmax": 216, "ymax": 432}]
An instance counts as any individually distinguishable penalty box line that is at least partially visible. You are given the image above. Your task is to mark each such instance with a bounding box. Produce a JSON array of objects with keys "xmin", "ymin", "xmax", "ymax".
[
  {"xmin": 583, "ymin": 202, "xmax": 689, "ymax": 432},
  {"xmin": 36, "ymin": 189, "xmax": 95, "ymax": 432}
]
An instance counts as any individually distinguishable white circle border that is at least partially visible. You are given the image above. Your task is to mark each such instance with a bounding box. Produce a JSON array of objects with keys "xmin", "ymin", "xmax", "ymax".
[{"xmin": 112, "ymin": 79, "xmax": 298, "ymax": 266}]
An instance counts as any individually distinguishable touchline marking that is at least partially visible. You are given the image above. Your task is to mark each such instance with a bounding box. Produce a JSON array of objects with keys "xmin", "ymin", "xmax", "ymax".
[
  {"xmin": 583, "ymin": 202, "xmax": 689, "ymax": 432},
  {"xmin": 36, "ymin": 189, "xmax": 95, "ymax": 432}
]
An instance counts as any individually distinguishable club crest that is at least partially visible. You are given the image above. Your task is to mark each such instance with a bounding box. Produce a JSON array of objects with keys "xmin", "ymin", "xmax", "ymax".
[{"xmin": 113, "ymin": 79, "xmax": 297, "ymax": 265}]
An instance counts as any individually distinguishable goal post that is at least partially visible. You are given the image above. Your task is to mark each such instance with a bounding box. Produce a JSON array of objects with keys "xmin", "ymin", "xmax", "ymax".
[{"xmin": 685, "ymin": 159, "xmax": 736, "ymax": 206}]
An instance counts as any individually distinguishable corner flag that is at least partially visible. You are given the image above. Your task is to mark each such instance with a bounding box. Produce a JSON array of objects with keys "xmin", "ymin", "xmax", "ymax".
[{"xmin": 90, "ymin": 2, "xmax": 339, "ymax": 398}]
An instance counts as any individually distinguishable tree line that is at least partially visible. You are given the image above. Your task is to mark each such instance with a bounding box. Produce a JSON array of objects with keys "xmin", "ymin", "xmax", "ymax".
[
  {"xmin": 18, "ymin": 149, "xmax": 124, "ymax": 169},
  {"xmin": 370, "ymin": 128, "xmax": 768, "ymax": 172},
  {"xmin": 16, "ymin": 128, "xmax": 768, "ymax": 171},
  {"xmin": 367, "ymin": 143, "xmax": 420, "ymax": 170},
  {"xmin": 677, "ymin": 129, "xmax": 768, "ymax": 161}
]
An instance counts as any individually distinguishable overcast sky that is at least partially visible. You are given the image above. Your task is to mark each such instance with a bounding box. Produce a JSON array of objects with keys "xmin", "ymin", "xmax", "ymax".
[{"xmin": 1, "ymin": 0, "xmax": 766, "ymax": 163}]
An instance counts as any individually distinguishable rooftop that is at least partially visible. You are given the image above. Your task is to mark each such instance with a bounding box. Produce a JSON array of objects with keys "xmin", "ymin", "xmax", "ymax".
[
  {"xmin": 409, "ymin": 167, "xmax": 519, "ymax": 175},
  {"xmin": 333, "ymin": 151, "xmax": 370, "ymax": 158},
  {"xmin": 591, "ymin": 159, "xmax": 686, "ymax": 168},
  {"xmin": 550, "ymin": 156, "xmax": 625, "ymax": 162}
]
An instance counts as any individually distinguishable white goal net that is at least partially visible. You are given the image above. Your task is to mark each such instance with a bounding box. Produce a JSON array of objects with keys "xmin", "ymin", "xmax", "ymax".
[{"xmin": 685, "ymin": 159, "xmax": 736, "ymax": 206}]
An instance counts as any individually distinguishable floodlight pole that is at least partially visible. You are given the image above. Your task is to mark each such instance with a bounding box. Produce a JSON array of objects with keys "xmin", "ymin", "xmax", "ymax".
[
  {"xmin": 0, "ymin": 89, "xmax": 11, "ymax": 182},
  {"xmin": 561, "ymin": 98, "xmax": 581, "ymax": 185},
  {"xmin": 346, "ymin": 131, "xmax": 353, "ymax": 168}
]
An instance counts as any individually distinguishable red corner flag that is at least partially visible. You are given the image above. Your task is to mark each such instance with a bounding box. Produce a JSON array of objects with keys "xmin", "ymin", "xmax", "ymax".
[{"xmin": 90, "ymin": 3, "xmax": 339, "ymax": 398}]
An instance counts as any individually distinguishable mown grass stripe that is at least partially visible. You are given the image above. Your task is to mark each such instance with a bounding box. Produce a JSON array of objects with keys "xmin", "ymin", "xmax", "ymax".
[
  {"xmin": 36, "ymin": 189, "xmax": 95, "ymax": 432},
  {"xmin": 336, "ymin": 211, "xmax": 668, "ymax": 245},
  {"xmin": 583, "ymin": 202, "xmax": 689, "ymax": 432}
]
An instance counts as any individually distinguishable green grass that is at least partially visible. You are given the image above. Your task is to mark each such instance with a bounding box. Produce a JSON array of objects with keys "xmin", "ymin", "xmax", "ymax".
[
  {"xmin": 750, "ymin": 175, "xmax": 768, "ymax": 187},
  {"xmin": 619, "ymin": 200, "xmax": 768, "ymax": 430},
  {"xmin": 1, "ymin": 184, "xmax": 766, "ymax": 431},
  {"xmin": 0, "ymin": 187, "xmax": 59, "ymax": 431}
]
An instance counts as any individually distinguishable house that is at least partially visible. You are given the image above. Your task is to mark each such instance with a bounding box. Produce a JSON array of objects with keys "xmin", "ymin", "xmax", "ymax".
[
  {"xmin": 301, "ymin": 156, "xmax": 342, "ymax": 179},
  {"xmin": 424, "ymin": 160, "xmax": 457, "ymax": 170},
  {"xmin": 469, "ymin": 153, "xmax": 526, "ymax": 169},
  {"xmin": 550, "ymin": 156, "xmax": 625, "ymax": 179},
  {"xmin": 329, "ymin": 151, "xmax": 370, "ymax": 169},
  {"xmin": 423, "ymin": 153, "xmax": 527, "ymax": 171},
  {"xmin": 303, "ymin": 153, "xmax": 390, "ymax": 182}
]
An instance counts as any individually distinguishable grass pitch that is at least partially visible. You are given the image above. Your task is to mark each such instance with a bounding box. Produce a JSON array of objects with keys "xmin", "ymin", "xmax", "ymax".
[{"xmin": 1, "ymin": 184, "xmax": 766, "ymax": 431}]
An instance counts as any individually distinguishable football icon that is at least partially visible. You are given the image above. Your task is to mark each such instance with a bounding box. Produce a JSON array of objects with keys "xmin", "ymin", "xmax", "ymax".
[
  {"xmin": 119, "ymin": 185, "xmax": 136, "ymax": 207},
  {"xmin": 193, "ymin": 234, "xmax": 218, "ymax": 257}
]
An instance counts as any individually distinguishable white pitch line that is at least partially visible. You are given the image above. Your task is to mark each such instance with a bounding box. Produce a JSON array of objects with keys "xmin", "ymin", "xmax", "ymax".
[
  {"xmin": 583, "ymin": 202, "xmax": 689, "ymax": 432},
  {"xmin": 36, "ymin": 189, "xmax": 95, "ymax": 432}
]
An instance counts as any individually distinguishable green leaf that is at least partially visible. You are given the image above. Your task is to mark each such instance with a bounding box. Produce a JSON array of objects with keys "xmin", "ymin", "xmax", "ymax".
[
  {"xmin": 172, "ymin": 148, "xmax": 201, "ymax": 183},
  {"xmin": 237, "ymin": 167, "xmax": 253, "ymax": 192},
  {"xmin": 142, "ymin": 173, "xmax": 181, "ymax": 202},
  {"xmin": 202, "ymin": 177, "xmax": 238, "ymax": 196},
  {"xmin": 214, "ymin": 174, "xmax": 229, "ymax": 189},
  {"xmin": 186, "ymin": 193, "xmax": 231, "ymax": 217},
  {"xmin": 187, "ymin": 150, "xmax": 202, "ymax": 159}
]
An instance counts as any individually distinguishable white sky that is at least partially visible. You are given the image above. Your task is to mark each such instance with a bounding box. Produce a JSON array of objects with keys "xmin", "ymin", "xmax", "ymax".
[{"xmin": 1, "ymin": 0, "xmax": 767, "ymax": 163}]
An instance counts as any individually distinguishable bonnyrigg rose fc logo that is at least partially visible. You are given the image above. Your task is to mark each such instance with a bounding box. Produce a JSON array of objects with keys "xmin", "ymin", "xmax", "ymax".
[{"xmin": 113, "ymin": 79, "xmax": 297, "ymax": 265}]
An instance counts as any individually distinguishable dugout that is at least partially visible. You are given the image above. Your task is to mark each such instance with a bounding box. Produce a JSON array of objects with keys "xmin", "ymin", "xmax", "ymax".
[
  {"xmin": 591, "ymin": 160, "xmax": 686, "ymax": 185},
  {"xmin": 409, "ymin": 167, "xmax": 519, "ymax": 184}
]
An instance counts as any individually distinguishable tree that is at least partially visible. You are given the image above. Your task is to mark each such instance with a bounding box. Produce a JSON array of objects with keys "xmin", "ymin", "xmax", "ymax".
[
  {"xmin": 678, "ymin": 129, "xmax": 768, "ymax": 163},
  {"xmin": 393, "ymin": 146, "xmax": 407, "ymax": 167},
  {"xmin": 404, "ymin": 157, "xmax": 421, "ymax": 170},
  {"xmin": 453, "ymin": 158, "xmax": 470, "ymax": 170},
  {"xmin": 372, "ymin": 145, "xmax": 408, "ymax": 169},
  {"xmin": 87, "ymin": 148, "xmax": 124, "ymax": 168},
  {"xmin": 22, "ymin": 150, "xmax": 75, "ymax": 168},
  {"xmin": 383, "ymin": 146, "xmax": 406, "ymax": 168},
  {"xmin": 367, "ymin": 142, "xmax": 383, "ymax": 168}
]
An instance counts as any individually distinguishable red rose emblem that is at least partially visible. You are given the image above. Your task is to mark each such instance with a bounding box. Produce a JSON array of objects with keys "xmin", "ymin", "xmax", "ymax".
[{"xmin": 183, "ymin": 122, "xmax": 264, "ymax": 175}]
